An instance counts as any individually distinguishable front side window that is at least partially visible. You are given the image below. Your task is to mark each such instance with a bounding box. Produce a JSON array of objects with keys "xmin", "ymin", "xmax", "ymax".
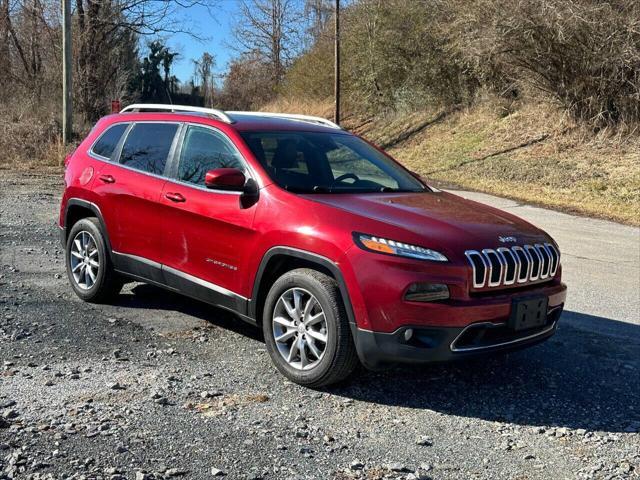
[
  {"xmin": 91, "ymin": 123, "xmax": 128, "ymax": 159},
  {"xmin": 119, "ymin": 123, "xmax": 178, "ymax": 175},
  {"xmin": 241, "ymin": 131, "xmax": 426, "ymax": 193},
  {"xmin": 178, "ymin": 126, "xmax": 245, "ymax": 186}
]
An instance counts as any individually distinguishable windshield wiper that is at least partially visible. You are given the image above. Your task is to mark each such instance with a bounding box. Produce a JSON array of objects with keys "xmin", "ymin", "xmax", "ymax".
[{"xmin": 281, "ymin": 185, "xmax": 332, "ymax": 193}]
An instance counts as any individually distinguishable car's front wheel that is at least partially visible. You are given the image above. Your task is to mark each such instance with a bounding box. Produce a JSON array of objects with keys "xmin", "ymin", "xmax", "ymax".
[
  {"xmin": 65, "ymin": 217, "xmax": 123, "ymax": 303},
  {"xmin": 262, "ymin": 268, "xmax": 359, "ymax": 387}
]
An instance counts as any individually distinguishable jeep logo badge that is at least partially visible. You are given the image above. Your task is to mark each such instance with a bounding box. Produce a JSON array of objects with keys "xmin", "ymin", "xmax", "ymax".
[{"xmin": 498, "ymin": 236, "xmax": 517, "ymax": 243}]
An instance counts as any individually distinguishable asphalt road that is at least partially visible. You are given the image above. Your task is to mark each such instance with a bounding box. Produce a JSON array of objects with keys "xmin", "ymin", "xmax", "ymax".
[{"xmin": 1, "ymin": 171, "xmax": 638, "ymax": 480}]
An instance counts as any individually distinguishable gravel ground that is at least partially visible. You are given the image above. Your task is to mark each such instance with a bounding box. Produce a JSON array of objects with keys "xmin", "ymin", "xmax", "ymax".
[{"xmin": 1, "ymin": 171, "xmax": 638, "ymax": 480}]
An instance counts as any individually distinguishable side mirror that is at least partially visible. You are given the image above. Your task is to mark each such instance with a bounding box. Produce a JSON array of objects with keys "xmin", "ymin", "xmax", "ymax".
[
  {"xmin": 205, "ymin": 168, "xmax": 246, "ymax": 191},
  {"xmin": 240, "ymin": 178, "xmax": 259, "ymax": 208}
]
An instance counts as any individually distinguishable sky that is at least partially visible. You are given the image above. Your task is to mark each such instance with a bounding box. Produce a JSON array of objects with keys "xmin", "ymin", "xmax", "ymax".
[{"xmin": 164, "ymin": 1, "xmax": 242, "ymax": 84}]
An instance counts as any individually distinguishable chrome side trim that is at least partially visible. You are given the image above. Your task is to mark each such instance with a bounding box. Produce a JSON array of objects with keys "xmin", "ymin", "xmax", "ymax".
[
  {"xmin": 162, "ymin": 264, "xmax": 248, "ymax": 302},
  {"xmin": 450, "ymin": 319, "xmax": 558, "ymax": 353},
  {"xmin": 111, "ymin": 251, "xmax": 247, "ymax": 302}
]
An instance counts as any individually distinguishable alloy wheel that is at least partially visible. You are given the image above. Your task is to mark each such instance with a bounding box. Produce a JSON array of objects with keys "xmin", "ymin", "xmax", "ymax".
[
  {"xmin": 272, "ymin": 287, "xmax": 328, "ymax": 370},
  {"xmin": 69, "ymin": 231, "xmax": 100, "ymax": 290}
]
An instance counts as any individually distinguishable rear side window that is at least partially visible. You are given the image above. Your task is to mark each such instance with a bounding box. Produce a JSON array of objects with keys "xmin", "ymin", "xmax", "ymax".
[
  {"xmin": 91, "ymin": 123, "xmax": 128, "ymax": 159},
  {"xmin": 119, "ymin": 123, "xmax": 178, "ymax": 175},
  {"xmin": 178, "ymin": 126, "xmax": 245, "ymax": 186}
]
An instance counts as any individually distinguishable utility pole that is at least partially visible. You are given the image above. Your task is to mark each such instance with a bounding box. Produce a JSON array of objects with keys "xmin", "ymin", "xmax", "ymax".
[
  {"xmin": 62, "ymin": 0, "xmax": 72, "ymax": 143},
  {"xmin": 334, "ymin": 0, "xmax": 340, "ymax": 125}
]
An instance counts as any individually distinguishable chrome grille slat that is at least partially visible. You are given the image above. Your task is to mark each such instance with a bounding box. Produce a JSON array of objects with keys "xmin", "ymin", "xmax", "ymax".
[
  {"xmin": 526, "ymin": 245, "xmax": 541, "ymax": 281},
  {"xmin": 497, "ymin": 247, "xmax": 517, "ymax": 285},
  {"xmin": 482, "ymin": 249, "xmax": 504, "ymax": 287},
  {"xmin": 544, "ymin": 243, "xmax": 560, "ymax": 276},
  {"xmin": 465, "ymin": 251, "xmax": 488, "ymax": 288},
  {"xmin": 512, "ymin": 246, "xmax": 531, "ymax": 284},
  {"xmin": 465, "ymin": 243, "xmax": 560, "ymax": 289},
  {"xmin": 535, "ymin": 244, "xmax": 551, "ymax": 278}
]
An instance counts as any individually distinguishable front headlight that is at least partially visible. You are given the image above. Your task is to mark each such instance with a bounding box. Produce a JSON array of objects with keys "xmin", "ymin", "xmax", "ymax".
[{"xmin": 354, "ymin": 233, "xmax": 448, "ymax": 262}]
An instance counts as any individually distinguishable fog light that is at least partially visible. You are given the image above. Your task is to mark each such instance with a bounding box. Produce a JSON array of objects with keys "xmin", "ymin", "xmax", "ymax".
[
  {"xmin": 404, "ymin": 283, "xmax": 450, "ymax": 302},
  {"xmin": 404, "ymin": 328, "xmax": 414, "ymax": 341}
]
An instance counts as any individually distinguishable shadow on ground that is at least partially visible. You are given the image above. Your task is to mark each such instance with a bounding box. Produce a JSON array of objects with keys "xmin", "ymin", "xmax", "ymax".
[
  {"xmin": 112, "ymin": 283, "xmax": 263, "ymax": 341},
  {"xmin": 338, "ymin": 312, "xmax": 639, "ymax": 433},
  {"xmin": 115, "ymin": 284, "xmax": 640, "ymax": 433}
]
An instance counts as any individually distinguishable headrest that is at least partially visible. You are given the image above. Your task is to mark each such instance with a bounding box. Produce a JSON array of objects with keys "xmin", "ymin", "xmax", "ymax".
[
  {"xmin": 272, "ymin": 139, "xmax": 298, "ymax": 169},
  {"xmin": 246, "ymin": 138, "xmax": 266, "ymax": 163}
]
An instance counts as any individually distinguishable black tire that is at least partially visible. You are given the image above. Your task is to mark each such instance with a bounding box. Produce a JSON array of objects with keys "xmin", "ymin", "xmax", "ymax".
[
  {"xmin": 65, "ymin": 217, "xmax": 123, "ymax": 303},
  {"xmin": 262, "ymin": 268, "xmax": 359, "ymax": 387}
]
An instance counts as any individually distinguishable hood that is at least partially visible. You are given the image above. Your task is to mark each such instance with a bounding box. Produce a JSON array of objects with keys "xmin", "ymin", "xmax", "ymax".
[{"xmin": 304, "ymin": 190, "xmax": 549, "ymax": 252}]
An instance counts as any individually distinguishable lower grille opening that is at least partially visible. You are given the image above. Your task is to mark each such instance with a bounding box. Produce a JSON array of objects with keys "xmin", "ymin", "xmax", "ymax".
[{"xmin": 452, "ymin": 307, "xmax": 562, "ymax": 351}]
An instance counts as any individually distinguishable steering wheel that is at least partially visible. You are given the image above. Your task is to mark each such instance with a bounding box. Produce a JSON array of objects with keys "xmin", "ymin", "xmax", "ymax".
[{"xmin": 332, "ymin": 173, "xmax": 360, "ymax": 185}]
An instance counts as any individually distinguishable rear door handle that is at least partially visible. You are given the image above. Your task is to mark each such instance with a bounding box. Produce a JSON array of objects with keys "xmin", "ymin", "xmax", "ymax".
[
  {"xmin": 165, "ymin": 192, "xmax": 186, "ymax": 203},
  {"xmin": 98, "ymin": 174, "xmax": 115, "ymax": 184}
]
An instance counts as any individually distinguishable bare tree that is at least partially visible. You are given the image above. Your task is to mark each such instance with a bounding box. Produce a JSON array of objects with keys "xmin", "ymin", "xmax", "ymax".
[
  {"xmin": 193, "ymin": 52, "xmax": 215, "ymax": 107},
  {"xmin": 73, "ymin": 0, "xmax": 219, "ymax": 120},
  {"xmin": 304, "ymin": 0, "xmax": 332, "ymax": 43},
  {"xmin": 218, "ymin": 50, "xmax": 274, "ymax": 109},
  {"xmin": 0, "ymin": 0, "xmax": 10, "ymax": 93},
  {"xmin": 233, "ymin": 0, "xmax": 302, "ymax": 92}
]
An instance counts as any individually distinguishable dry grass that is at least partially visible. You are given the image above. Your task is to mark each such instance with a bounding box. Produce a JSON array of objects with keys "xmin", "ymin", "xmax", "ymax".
[
  {"xmin": 376, "ymin": 102, "xmax": 639, "ymax": 225},
  {"xmin": 0, "ymin": 107, "xmax": 71, "ymax": 170},
  {"xmin": 259, "ymin": 97, "xmax": 640, "ymax": 225},
  {"xmin": 260, "ymin": 97, "xmax": 336, "ymax": 119}
]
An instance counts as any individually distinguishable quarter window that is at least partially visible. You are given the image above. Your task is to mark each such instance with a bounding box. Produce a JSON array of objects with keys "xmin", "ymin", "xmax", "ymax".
[
  {"xmin": 178, "ymin": 126, "xmax": 245, "ymax": 186},
  {"xmin": 119, "ymin": 123, "xmax": 178, "ymax": 175},
  {"xmin": 91, "ymin": 123, "xmax": 128, "ymax": 159}
]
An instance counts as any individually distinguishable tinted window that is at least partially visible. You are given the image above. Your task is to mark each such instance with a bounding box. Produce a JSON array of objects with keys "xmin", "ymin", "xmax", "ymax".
[
  {"xmin": 91, "ymin": 123, "xmax": 128, "ymax": 159},
  {"xmin": 241, "ymin": 131, "xmax": 426, "ymax": 193},
  {"xmin": 119, "ymin": 123, "xmax": 178, "ymax": 175},
  {"xmin": 178, "ymin": 126, "xmax": 244, "ymax": 186}
]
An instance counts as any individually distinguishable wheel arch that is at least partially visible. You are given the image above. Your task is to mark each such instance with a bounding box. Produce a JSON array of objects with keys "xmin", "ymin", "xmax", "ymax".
[
  {"xmin": 64, "ymin": 199, "xmax": 113, "ymax": 258},
  {"xmin": 250, "ymin": 247, "xmax": 356, "ymax": 327}
]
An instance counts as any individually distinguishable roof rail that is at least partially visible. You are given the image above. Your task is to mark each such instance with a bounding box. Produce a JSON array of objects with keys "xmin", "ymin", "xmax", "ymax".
[
  {"xmin": 120, "ymin": 104, "xmax": 233, "ymax": 124},
  {"xmin": 227, "ymin": 111, "xmax": 342, "ymax": 129}
]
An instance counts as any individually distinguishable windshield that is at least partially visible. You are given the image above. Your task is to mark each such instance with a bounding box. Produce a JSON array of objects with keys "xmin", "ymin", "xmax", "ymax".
[{"xmin": 240, "ymin": 131, "xmax": 427, "ymax": 193}]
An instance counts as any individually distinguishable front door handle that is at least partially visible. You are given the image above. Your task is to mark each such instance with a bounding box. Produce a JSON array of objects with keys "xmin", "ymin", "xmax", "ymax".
[
  {"xmin": 165, "ymin": 192, "xmax": 186, "ymax": 203},
  {"xmin": 98, "ymin": 174, "xmax": 115, "ymax": 184}
]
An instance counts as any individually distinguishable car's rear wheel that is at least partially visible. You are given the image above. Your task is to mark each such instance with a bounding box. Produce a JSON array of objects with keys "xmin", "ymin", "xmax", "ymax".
[
  {"xmin": 263, "ymin": 268, "xmax": 359, "ymax": 387},
  {"xmin": 65, "ymin": 217, "xmax": 123, "ymax": 303}
]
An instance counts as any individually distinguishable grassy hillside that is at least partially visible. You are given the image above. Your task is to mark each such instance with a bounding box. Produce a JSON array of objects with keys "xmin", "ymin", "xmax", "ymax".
[{"xmin": 263, "ymin": 98, "xmax": 640, "ymax": 225}]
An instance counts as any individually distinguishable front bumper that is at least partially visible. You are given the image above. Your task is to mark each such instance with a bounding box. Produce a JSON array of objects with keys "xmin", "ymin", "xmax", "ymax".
[{"xmin": 352, "ymin": 301, "xmax": 564, "ymax": 370}]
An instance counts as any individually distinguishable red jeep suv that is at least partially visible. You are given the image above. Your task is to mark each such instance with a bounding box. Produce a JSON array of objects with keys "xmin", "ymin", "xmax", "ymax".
[{"xmin": 59, "ymin": 104, "xmax": 567, "ymax": 386}]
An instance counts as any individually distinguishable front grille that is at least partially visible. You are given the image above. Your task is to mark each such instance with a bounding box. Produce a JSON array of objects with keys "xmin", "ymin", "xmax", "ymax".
[{"xmin": 465, "ymin": 243, "xmax": 560, "ymax": 289}]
